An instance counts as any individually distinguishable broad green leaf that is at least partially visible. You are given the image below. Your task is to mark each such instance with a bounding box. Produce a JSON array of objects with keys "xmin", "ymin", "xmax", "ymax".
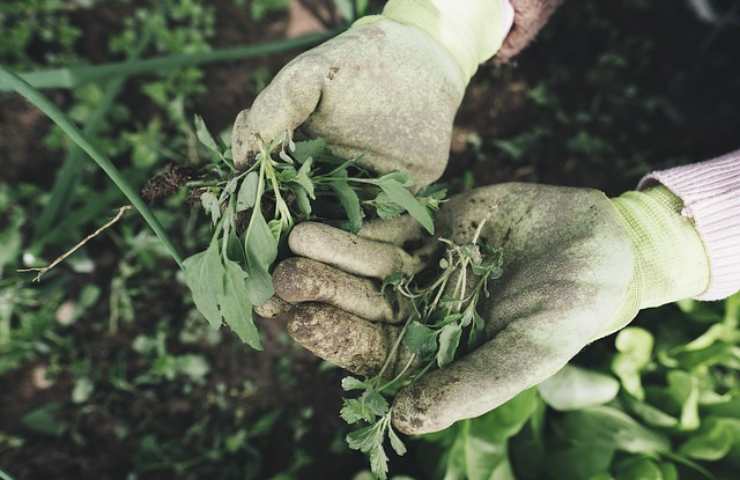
[
  {"xmin": 547, "ymin": 445, "xmax": 614, "ymax": 480},
  {"xmin": 21, "ymin": 403, "xmax": 67, "ymax": 436},
  {"xmin": 347, "ymin": 424, "xmax": 377, "ymax": 451},
  {"xmin": 538, "ymin": 365, "xmax": 620, "ymax": 411},
  {"xmin": 376, "ymin": 178, "xmax": 434, "ymax": 234},
  {"xmin": 658, "ymin": 462, "xmax": 678, "ymax": 480},
  {"xmin": 679, "ymin": 417, "xmax": 739, "ymax": 460},
  {"xmin": 612, "ymin": 327, "xmax": 654, "ymax": 400},
  {"xmin": 666, "ymin": 371, "xmax": 700, "ymax": 431},
  {"xmin": 244, "ymin": 262, "xmax": 273, "ymax": 306},
  {"xmin": 246, "ymin": 207, "xmax": 278, "ymax": 270},
  {"xmin": 219, "ymin": 260, "xmax": 262, "ymax": 349},
  {"xmin": 559, "ymin": 406, "xmax": 670, "ymax": 455},
  {"xmin": 625, "ymin": 397, "xmax": 678, "ymax": 428},
  {"xmin": 364, "ymin": 391, "xmax": 390, "ymax": 417},
  {"xmin": 613, "ymin": 457, "xmax": 662, "ymax": 480},
  {"xmin": 330, "ymin": 178, "xmax": 363, "ymax": 233},
  {"xmin": 236, "ymin": 171, "xmax": 259, "ymax": 211},
  {"xmin": 183, "ymin": 241, "xmax": 225, "ymax": 328},
  {"xmin": 403, "ymin": 321, "xmax": 437, "ymax": 358},
  {"xmin": 437, "ymin": 323, "xmax": 462, "ymax": 367}
]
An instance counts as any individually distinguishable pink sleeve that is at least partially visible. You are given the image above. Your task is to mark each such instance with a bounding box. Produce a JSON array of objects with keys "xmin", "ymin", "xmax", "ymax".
[{"xmin": 639, "ymin": 150, "xmax": 740, "ymax": 301}]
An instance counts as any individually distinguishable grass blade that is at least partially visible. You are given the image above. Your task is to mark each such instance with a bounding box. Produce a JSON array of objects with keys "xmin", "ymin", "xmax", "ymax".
[{"xmin": 0, "ymin": 65, "xmax": 184, "ymax": 268}]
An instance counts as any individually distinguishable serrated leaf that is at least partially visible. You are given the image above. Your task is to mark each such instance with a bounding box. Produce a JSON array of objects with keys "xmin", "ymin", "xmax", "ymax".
[
  {"xmin": 364, "ymin": 391, "xmax": 389, "ymax": 417},
  {"xmin": 346, "ymin": 424, "xmax": 377, "ymax": 451},
  {"xmin": 437, "ymin": 323, "xmax": 462, "ymax": 367},
  {"xmin": 219, "ymin": 260, "xmax": 262, "ymax": 349},
  {"xmin": 236, "ymin": 171, "xmax": 258, "ymax": 211},
  {"xmin": 369, "ymin": 444, "xmax": 389, "ymax": 480},
  {"xmin": 387, "ymin": 426, "xmax": 407, "ymax": 456},
  {"xmin": 183, "ymin": 241, "xmax": 224, "ymax": 328}
]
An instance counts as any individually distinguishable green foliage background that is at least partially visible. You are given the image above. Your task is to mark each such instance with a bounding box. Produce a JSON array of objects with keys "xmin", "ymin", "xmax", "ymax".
[{"xmin": 1, "ymin": 1, "xmax": 739, "ymax": 479}]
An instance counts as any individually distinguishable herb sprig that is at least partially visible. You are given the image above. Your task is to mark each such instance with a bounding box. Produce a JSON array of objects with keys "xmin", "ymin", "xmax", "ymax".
[
  {"xmin": 341, "ymin": 223, "xmax": 504, "ymax": 478},
  {"xmin": 183, "ymin": 116, "xmax": 445, "ymax": 349}
]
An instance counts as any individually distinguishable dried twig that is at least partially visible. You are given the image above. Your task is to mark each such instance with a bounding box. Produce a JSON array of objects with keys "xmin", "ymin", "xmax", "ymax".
[{"xmin": 18, "ymin": 205, "xmax": 132, "ymax": 282}]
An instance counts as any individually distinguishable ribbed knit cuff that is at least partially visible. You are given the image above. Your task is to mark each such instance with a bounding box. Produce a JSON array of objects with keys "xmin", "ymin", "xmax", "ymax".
[{"xmin": 639, "ymin": 150, "xmax": 740, "ymax": 301}]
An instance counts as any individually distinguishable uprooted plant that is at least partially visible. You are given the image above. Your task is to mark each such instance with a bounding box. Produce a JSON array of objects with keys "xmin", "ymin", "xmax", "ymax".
[{"xmin": 340, "ymin": 225, "xmax": 504, "ymax": 478}]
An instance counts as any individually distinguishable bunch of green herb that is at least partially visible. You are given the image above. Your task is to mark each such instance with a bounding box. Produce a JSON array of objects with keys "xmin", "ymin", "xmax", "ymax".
[
  {"xmin": 340, "ymin": 224, "xmax": 504, "ymax": 478},
  {"xmin": 183, "ymin": 116, "xmax": 445, "ymax": 350}
]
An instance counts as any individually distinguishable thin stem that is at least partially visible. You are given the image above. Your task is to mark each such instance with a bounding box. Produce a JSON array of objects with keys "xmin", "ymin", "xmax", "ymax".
[{"xmin": 0, "ymin": 66, "xmax": 184, "ymax": 268}]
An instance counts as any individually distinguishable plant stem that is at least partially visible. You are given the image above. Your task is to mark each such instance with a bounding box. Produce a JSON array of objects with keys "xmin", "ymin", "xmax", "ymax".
[
  {"xmin": 0, "ymin": 30, "xmax": 341, "ymax": 91},
  {"xmin": 0, "ymin": 66, "xmax": 184, "ymax": 269}
]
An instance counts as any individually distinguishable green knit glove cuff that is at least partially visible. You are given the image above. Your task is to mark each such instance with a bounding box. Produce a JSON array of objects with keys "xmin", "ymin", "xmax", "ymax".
[
  {"xmin": 612, "ymin": 186, "xmax": 710, "ymax": 312},
  {"xmin": 357, "ymin": 0, "xmax": 513, "ymax": 83}
]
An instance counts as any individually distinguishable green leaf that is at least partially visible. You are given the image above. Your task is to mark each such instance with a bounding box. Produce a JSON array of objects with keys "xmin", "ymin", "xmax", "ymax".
[
  {"xmin": 364, "ymin": 391, "xmax": 390, "ymax": 417},
  {"xmin": 194, "ymin": 114, "xmax": 223, "ymax": 156},
  {"xmin": 291, "ymin": 157, "xmax": 315, "ymax": 199},
  {"xmin": 388, "ymin": 425, "xmax": 407, "ymax": 456},
  {"xmin": 614, "ymin": 457, "xmax": 663, "ymax": 480},
  {"xmin": 219, "ymin": 260, "xmax": 262, "ymax": 349},
  {"xmin": 330, "ymin": 177, "xmax": 363, "ymax": 233},
  {"xmin": 624, "ymin": 397, "xmax": 678, "ymax": 428},
  {"xmin": 183, "ymin": 241, "xmax": 225, "ymax": 328},
  {"xmin": 403, "ymin": 321, "xmax": 437, "ymax": 358},
  {"xmin": 370, "ymin": 444, "xmax": 389, "ymax": 480},
  {"xmin": 437, "ymin": 323, "xmax": 462, "ymax": 367},
  {"xmin": 292, "ymin": 138, "xmax": 327, "ymax": 163},
  {"xmin": 246, "ymin": 206, "xmax": 278, "ymax": 270},
  {"xmin": 21, "ymin": 403, "xmax": 67, "ymax": 436},
  {"xmin": 538, "ymin": 365, "xmax": 620, "ymax": 411},
  {"xmin": 612, "ymin": 327, "xmax": 654, "ymax": 400},
  {"xmin": 341, "ymin": 376, "xmax": 366, "ymax": 391},
  {"xmin": 293, "ymin": 185, "xmax": 312, "ymax": 216},
  {"xmin": 236, "ymin": 171, "xmax": 259, "ymax": 212},
  {"xmin": 375, "ymin": 178, "xmax": 434, "ymax": 234},
  {"xmin": 679, "ymin": 417, "xmax": 735, "ymax": 460},
  {"xmin": 559, "ymin": 406, "xmax": 670, "ymax": 455},
  {"xmin": 200, "ymin": 191, "xmax": 221, "ymax": 225},
  {"xmin": 347, "ymin": 424, "xmax": 377, "ymax": 451},
  {"xmin": 666, "ymin": 371, "xmax": 700, "ymax": 431}
]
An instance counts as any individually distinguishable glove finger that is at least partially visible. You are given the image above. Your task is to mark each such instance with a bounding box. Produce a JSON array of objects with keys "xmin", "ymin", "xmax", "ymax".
[
  {"xmin": 231, "ymin": 56, "xmax": 325, "ymax": 168},
  {"xmin": 273, "ymin": 257, "xmax": 403, "ymax": 323},
  {"xmin": 357, "ymin": 215, "xmax": 426, "ymax": 247},
  {"xmin": 287, "ymin": 302, "xmax": 401, "ymax": 376},
  {"xmin": 288, "ymin": 222, "xmax": 426, "ymax": 279}
]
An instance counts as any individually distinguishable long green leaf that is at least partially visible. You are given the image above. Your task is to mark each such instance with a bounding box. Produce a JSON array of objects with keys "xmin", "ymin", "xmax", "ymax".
[{"xmin": 0, "ymin": 65, "xmax": 184, "ymax": 268}]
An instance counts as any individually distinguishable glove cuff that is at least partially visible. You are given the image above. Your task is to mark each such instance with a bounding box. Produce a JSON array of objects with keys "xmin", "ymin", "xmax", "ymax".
[
  {"xmin": 611, "ymin": 187, "xmax": 710, "ymax": 309},
  {"xmin": 373, "ymin": 0, "xmax": 514, "ymax": 83}
]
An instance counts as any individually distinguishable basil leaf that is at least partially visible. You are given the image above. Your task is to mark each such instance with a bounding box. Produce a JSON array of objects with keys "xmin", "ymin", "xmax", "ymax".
[
  {"xmin": 183, "ymin": 241, "xmax": 224, "ymax": 328},
  {"xmin": 219, "ymin": 260, "xmax": 262, "ymax": 350},
  {"xmin": 236, "ymin": 171, "xmax": 258, "ymax": 212},
  {"xmin": 538, "ymin": 365, "xmax": 620, "ymax": 411},
  {"xmin": 403, "ymin": 321, "xmax": 437, "ymax": 358}
]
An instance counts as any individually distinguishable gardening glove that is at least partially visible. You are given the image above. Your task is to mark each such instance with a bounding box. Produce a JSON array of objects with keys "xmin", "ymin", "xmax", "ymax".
[
  {"xmin": 270, "ymin": 183, "xmax": 710, "ymax": 434},
  {"xmin": 231, "ymin": 0, "xmax": 515, "ymax": 187}
]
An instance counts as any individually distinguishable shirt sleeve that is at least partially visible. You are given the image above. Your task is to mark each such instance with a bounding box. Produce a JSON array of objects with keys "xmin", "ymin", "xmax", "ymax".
[{"xmin": 638, "ymin": 150, "xmax": 740, "ymax": 301}]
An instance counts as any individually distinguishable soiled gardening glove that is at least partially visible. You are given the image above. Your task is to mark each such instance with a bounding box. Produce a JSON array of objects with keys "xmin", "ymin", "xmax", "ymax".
[
  {"xmin": 270, "ymin": 183, "xmax": 710, "ymax": 434},
  {"xmin": 231, "ymin": 0, "xmax": 514, "ymax": 187}
]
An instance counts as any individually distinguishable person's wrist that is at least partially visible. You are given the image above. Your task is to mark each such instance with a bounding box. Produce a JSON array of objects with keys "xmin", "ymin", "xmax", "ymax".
[
  {"xmin": 373, "ymin": 0, "xmax": 514, "ymax": 83},
  {"xmin": 611, "ymin": 186, "xmax": 710, "ymax": 310}
]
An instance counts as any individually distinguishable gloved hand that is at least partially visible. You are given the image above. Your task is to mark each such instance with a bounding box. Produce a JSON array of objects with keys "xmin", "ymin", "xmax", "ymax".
[
  {"xmin": 231, "ymin": 0, "xmax": 514, "ymax": 187},
  {"xmin": 270, "ymin": 183, "xmax": 710, "ymax": 434}
]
